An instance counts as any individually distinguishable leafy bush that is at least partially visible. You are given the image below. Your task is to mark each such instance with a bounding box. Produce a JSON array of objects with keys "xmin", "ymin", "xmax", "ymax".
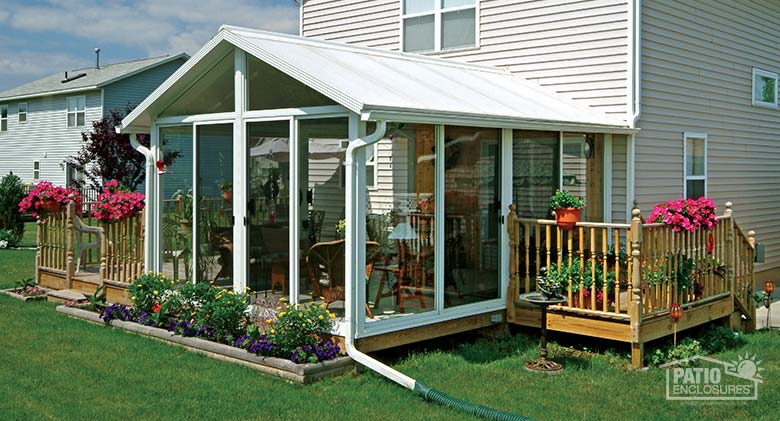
[
  {"xmin": 550, "ymin": 190, "xmax": 585, "ymax": 209},
  {"xmin": 128, "ymin": 272, "xmax": 179, "ymax": 313},
  {"xmin": 0, "ymin": 173, "xmax": 24, "ymax": 245},
  {"xmin": 270, "ymin": 301, "xmax": 336, "ymax": 358},
  {"xmin": 0, "ymin": 229, "xmax": 18, "ymax": 249},
  {"xmin": 195, "ymin": 288, "xmax": 249, "ymax": 340},
  {"xmin": 699, "ymin": 325, "xmax": 745, "ymax": 354},
  {"xmin": 648, "ymin": 338, "xmax": 704, "ymax": 367}
]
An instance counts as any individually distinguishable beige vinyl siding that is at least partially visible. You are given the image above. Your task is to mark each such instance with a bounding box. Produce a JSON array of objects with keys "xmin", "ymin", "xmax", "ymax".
[
  {"xmin": 0, "ymin": 90, "xmax": 102, "ymax": 185},
  {"xmin": 302, "ymin": 0, "xmax": 630, "ymax": 119},
  {"xmin": 611, "ymin": 134, "xmax": 627, "ymax": 223},
  {"xmin": 635, "ymin": 0, "xmax": 780, "ymax": 272}
]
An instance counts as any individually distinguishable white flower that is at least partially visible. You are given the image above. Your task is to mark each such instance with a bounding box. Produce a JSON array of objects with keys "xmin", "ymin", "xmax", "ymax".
[{"xmin": 0, "ymin": 240, "xmax": 8, "ymax": 249}]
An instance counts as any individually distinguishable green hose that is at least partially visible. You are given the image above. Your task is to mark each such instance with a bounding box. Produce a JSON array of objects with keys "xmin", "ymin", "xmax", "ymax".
[{"xmin": 414, "ymin": 381, "xmax": 534, "ymax": 421}]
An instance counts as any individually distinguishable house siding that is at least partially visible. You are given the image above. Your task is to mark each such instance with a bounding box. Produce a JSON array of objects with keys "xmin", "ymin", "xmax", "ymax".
[
  {"xmin": 635, "ymin": 0, "xmax": 780, "ymax": 273},
  {"xmin": 302, "ymin": 0, "xmax": 630, "ymax": 119},
  {"xmin": 0, "ymin": 90, "xmax": 102, "ymax": 185},
  {"xmin": 103, "ymin": 58, "xmax": 186, "ymax": 115},
  {"xmin": 611, "ymin": 134, "xmax": 627, "ymax": 223}
]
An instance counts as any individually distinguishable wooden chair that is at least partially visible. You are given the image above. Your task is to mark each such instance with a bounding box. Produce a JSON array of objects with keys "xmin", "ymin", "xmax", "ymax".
[
  {"xmin": 306, "ymin": 239, "xmax": 381, "ymax": 316},
  {"xmin": 72, "ymin": 214, "xmax": 102, "ymax": 273}
]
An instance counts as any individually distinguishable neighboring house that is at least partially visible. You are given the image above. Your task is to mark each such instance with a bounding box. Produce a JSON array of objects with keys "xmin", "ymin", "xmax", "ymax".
[
  {"xmin": 300, "ymin": 0, "xmax": 780, "ymax": 281},
  {"xmin": 0, "ymin": 53, "xmax": 189, "ymax": 187}
]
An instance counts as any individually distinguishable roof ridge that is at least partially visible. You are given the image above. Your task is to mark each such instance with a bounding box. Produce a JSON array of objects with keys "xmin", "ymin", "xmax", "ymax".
[
  {"xmin": 65, "ymin": 54, "xmax": 175, "ymax": 73},
  {"xmin": 220, "ymin": 25, "xmax": 510, "ymax": 75}
]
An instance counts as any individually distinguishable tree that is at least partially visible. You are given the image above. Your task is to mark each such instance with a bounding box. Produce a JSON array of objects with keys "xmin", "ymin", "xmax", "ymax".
[
  {"xmin": 0, "ymin": 172, "xmax": 25, "ymax": 245},
  {"xmin": 66, "ymin": 108, "xmax": 181, "ymax": 192}
]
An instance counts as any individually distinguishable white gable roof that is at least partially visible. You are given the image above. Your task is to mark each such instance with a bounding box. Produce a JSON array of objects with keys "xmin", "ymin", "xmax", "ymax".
[{"xmin": 122, "ymin": 26, "xmax": 631, "ymax": 133}]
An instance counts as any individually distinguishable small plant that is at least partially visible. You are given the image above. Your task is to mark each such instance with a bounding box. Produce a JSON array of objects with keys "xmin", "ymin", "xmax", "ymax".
[
  {"xmin": 219, "ymin": 180, "xmax": 232, "ymax": 193},
  {"xmin": 128, "ymin": 272, "xmax": 178, "ymax": 313},
  {"xmin": 699, "ymin": 325, "xmax": 745, "ymax": 354},
  {"xmin": 84, "ymin": 285, "xmax": 107, "ymax": 311},
  {"xmin": 13, "ymin": 278, "xmax": 46, "ymax": 297},
  {"xmin": 550, "ymin": 190, "xmax": 585, "ymax": 210},
  {"xmin": 648, "ymin": 338, "xmax": 704, "ymax": 367},
  {"xmin": 270, "ymin": 301, "xmax": 336, "ymax": 358},
  {"xmin": 91, "ymin": 179, "xmax": 145, "ymax": 221}
]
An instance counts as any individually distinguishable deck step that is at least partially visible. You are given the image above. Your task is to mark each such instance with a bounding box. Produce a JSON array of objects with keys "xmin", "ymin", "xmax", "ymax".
[{"xmin": 47, "ymin": 289, "xmax": 88, "ymax": 305}]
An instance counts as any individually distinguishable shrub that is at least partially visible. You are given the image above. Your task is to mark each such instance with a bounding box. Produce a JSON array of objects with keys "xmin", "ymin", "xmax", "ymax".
[
  {"xmin": 0, "ymin": 173, "xmax": 24, "ymax": 245},
  {"xmin": 0, "ymin": 229, "xmax": 17, "ymax": 249},
  {"xmin": 195, "ymin": 288, "xmax": 249, "ymax": 340},
  {"xmin": 699, "ymin": 325, "xmax": 745, "ymax": 354},
  {"xmin": 270, "ymin": 301, "xmax": 336, "ymax": 358}
]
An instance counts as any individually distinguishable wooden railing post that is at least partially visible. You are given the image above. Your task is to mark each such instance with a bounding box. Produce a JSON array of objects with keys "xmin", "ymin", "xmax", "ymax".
[
  {"xmin": 629, "ymin": 203, "xmax": 644, "ymax": 368},
  {"xmin": 724, "ymin": 202, "xmax": 735, "ymax": 299},
  {"xmin": 35, "ymin": 217, "xmax": 42, "ymax": 283},
  {"xmin": 99, "ymin": 221, "xmax": 108, "ymax": 282},
  {"xmin": 65, "ymin": 200, "xmax": 76, "ymax": 288},
  {"xmin": 507, "ymin": 204, "xmax": 518, "ymax": 321}
]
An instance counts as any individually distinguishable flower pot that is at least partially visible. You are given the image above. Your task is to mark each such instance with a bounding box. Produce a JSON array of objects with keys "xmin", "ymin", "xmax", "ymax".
[
  {"xmin": 554, "ymin": 208, "xmax": 582, "ymax": 230},
  {"xmin": 40, "ymin": 199, "xmax": 62, "ymax": 213},
  {"xmin": 179, "ymin": 219, "xmax": 192, "ymax": 231},
  {"xmin": 223, "ymin": 190, "xmax": 233, "ymax": 204}
]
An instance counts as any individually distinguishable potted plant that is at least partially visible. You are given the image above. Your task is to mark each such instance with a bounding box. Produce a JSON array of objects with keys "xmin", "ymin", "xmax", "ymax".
[
  {"xmin": 219, "ymin": 181, "xmax": 232, "ymax": 204},
  {"xmin": 18, "ymin": 180, "xmax": 82, "ymax": 218},
  {"xmin": 535, "ymin": 267, "xmax": 562, "ymax": 299},
  {"xmin": 550, "ymin": 190, "xmax": 585, "ymax": 230},
  {"xmin": 90, "ymin": 180, "xmax": 145, "ymax": 221}
]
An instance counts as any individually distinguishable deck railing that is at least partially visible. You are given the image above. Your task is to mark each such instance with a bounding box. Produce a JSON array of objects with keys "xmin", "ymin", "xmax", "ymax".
[
  {"xmin": 36, "ymin": 201, "xmax": 145, "ymax": 287},
  {"xmin": 508, "ymin": 202, "xmax": 756, "ymax": 324}
]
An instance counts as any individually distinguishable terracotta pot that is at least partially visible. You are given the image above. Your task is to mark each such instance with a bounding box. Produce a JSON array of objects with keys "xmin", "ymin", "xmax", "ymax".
[
  {"xmin": 223, "ymin": 190, "xmax": 232, "ymax": 204},
  {"xmin": 179, "ymin": 219, "xmax": 192, "ymax": 231},
  {"xmin": 40, "ymin": 199, "xmax": 62, "ymax": 213},
  {"xmin": 554, "ymin": 208, "xmax": 582, "ymax": 230}
]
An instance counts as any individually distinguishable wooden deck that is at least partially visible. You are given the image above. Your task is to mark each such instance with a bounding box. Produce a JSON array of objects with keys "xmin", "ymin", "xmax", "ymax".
[{"xmin": 506, "ymin": 203, "xmax": 757, "ymax": 367}]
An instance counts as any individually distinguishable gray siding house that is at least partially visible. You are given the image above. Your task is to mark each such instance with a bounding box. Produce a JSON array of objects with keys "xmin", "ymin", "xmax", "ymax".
[
  {"xmin": 0, "ymin": 54, "xmax": 188, "ymax": 186},
  {"xmin": 300, "ymin": 0, "xmax": 780, "ymax": 280}
]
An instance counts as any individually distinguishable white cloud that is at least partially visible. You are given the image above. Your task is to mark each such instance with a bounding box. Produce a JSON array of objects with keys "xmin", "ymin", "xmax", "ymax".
[{"xmin": 7, "ymin": 0, "xmax": 299, "ymax": 55}]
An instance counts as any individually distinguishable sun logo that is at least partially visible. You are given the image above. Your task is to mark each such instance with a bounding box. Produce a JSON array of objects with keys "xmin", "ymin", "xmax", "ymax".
[{"xmin": 726, "ymin": 353, "xmax": 764, "ymax": 383}]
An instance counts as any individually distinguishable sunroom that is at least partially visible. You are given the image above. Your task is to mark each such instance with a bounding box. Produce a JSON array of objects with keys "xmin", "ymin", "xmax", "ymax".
[{"xmin": 118, "ymin": 26, "xmax": 634, "ymax": 348}]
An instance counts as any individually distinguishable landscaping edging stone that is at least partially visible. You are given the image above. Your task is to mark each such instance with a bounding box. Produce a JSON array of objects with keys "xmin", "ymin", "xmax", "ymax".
[
  {"xmin": 56, "ymin": 306, "xmax": 354, "ymax": 384},
  {"xmin": 1, "ymin": 288, "xmax": 51, "ymax": 302}
]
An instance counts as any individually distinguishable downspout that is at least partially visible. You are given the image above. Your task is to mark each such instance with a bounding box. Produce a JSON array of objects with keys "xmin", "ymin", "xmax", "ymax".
[
  {"xmin": 345, "ymin": 122, "xmax": 530, "ymax": 420},
  {"xmin": 128, "ymin": 131, "xmax": 155, "ymax": 271},
  {"xmin": 627, "ymin": 0, "xmax": 642, "ymax": 220}
]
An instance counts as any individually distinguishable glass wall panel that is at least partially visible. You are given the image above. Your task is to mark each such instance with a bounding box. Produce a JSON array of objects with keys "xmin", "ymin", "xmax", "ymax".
[
  {"xmin": 160, "ymin": 50, "xmax": 234, "ymax": 117},
  {"xmin": 195, "ymin": 124, "xmax": 233, "ymax": 284},
  {"xmin": 247, "ymin": 56, "xmax": 336, "ymax": 111},
  {"xmin": 160, "ymin": 126, "xmax": 194, "ymax": 282},
  {"xmin": 365, "ymin": 123, "xmax": 436, "ymax": 322},
  {"xmin": 298, "ymin": 118, "xmax": 349, "ymax": 315},
  {"xmin": 247, "ymin": 120, "xmax": 291, "ymax": 297},
  {"xmin": 512, "ymin": 131, "xmax": 559, "ymax": 219},
  {"xmin": 443, "ymin": 126, "xmax": 501, "ymax": 308}
]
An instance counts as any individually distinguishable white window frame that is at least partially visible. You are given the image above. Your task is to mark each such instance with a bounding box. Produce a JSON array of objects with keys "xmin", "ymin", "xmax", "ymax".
[
  {"xmin": 18, "ymin": 102, "xmax": 27, "ymax": 123},
  {"xmin": 33, "ymin": 161, "xmax": 40, "ymax": 180},
  {"xmin": 66, "ymin": 95, "xmax": 86, "ymax": 128},
  {"xmin": 683, "ymin": 132, "xmax": 707, "ymax": 199},
  {"xmin": 0, "ymin": 104, "xmax": 7, "ymax": 132},
  {"xmin": 751, "ymin": 68, "xmax": 778, "ymax": 108},
  {"xmin": 400, "ymin": 0, "xmax": 480, "ymax": 53}
]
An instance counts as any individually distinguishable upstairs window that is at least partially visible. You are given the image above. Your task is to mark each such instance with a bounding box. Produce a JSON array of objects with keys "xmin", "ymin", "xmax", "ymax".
[
  {"xmin": 0, "ymin": 105, "xmax": 6, "ymax": 132},
  {"xmin": 66, "ymin": 96, "xmax": 86, "ymax": 127},
  {"xmin": 18, "ymin": 102, "xmax": 27, "ymax": 123},
  {"xmin": 684, "ymin": 133, "xmax": 707, "ymax": 199},
  {"xmin": 33, "ymin": 161, "xmax": 40, "ymax": 180},
  {"xmin": 752, "ymin": 68, "xmax": 777, "ymax": 108},
  {"xmin": 402, "ymin": 0, "xmax": 477, "ymax": 53}
]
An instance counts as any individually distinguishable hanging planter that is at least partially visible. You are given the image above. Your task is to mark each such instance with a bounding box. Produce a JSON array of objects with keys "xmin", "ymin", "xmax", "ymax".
[
  {"xmin": 550, "ymin": 190, "xmax": 585, "ymax": 231},
  {"xmin": 156, "ymin": 159, "xmax": 167, "ymax": 174}
]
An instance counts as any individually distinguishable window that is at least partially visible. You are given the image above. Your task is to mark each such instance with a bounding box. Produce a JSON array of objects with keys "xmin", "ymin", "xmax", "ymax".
[
  {"xmin": 752, "ymin": 68, "xmax": 777, "ymax": 108},
  {"xmin": 33, "ymin": 161, "xmax": 40, "ymax": 180},
  {"xmin": 66, "ymin": 96, "xmax": 86, "ymax": 127},
  {"xmin": 18, "ymin": 102, "xmax": 27, "ymax": 123},
  {"xmin": 684, "ymin": 133, "xmax": 707, "ymax": 199},
  {"xmin": 0, "ymin": 105, "xmax": 7, "ymax": 132},
  {"xmin": 402, "ymin": 0, "xmax": 477, "ymax": 53},
  {"xmin": 340, "ymin": 140, "xmax": 378, "ymax": 189}
]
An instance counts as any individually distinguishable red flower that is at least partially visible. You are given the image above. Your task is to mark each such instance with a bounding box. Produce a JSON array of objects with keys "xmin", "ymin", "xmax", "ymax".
[{"xmin": 151, "ymin": 304, "xmax": 161, "ymax": 313}]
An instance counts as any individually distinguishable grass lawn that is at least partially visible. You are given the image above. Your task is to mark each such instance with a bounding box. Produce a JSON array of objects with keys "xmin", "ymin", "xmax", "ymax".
[
  {"xmin": 16, "ymin": 221, "xmax": 38, "ymax": 248},
  {"xmin": 0, "ymin": 249, "xmax": 777, "ymax": 420}
]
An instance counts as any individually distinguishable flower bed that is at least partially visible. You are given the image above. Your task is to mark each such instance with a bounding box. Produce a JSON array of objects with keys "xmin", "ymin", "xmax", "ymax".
[
  {"xmin": 0, "ymin": 279, "xmax": 50, "ymax": 302},
  {"xmin": 56, "ymin": 305, "xmax": 353, "ymax": 384}
]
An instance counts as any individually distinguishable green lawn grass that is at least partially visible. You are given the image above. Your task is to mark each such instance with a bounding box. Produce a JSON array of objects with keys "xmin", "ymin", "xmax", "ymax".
[
  {"xmin": 16, "ymin": 221, "xmax": 38, "ymax": 248},
  {"xmin": 0, "ymin": 249, "xmax": 777, "ymax": 420}
]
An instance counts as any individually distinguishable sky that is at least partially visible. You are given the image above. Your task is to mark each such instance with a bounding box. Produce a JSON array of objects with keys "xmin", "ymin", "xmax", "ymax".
[{"xmin": 0, "ymin": 0, "xmax": 300, "ymax": 92}]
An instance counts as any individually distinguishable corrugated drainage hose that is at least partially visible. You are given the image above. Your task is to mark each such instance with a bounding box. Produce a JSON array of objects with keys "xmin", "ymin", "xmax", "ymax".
[{"xmin": 413, "ymin": 381, "xmax": 534, "ymax": 421}]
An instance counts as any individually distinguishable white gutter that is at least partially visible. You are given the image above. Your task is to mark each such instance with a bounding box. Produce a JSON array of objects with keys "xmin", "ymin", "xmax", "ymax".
[
  {"xmin": 127, "ymin": 131, "xmax": 155, "ymax": 271},
  {"xmin": 344, "ymin": 120, "xmax": 415, "ymax": 389}
]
